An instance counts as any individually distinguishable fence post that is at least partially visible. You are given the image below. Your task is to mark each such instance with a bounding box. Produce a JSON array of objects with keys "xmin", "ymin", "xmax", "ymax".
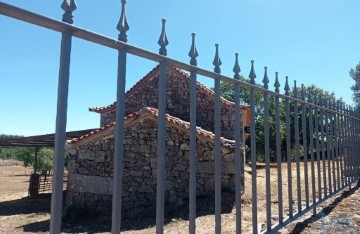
[
  {"xmin": 156, "ymin": 18, "xmax": 169, "ymax": 234},
  {"xmin": 213, "ymin": 44, "xmax": 222, "ymax": 234},
  {"xmin": 111, "ymin": 1, "xmax": 129, "ymax": 233},
  {"xmin": 188, "ymin": 32, "xmax": 198, "ymax": 234},
  {"xmin": 233, "ymin": 53, "xmax": 242, "ymax": 234},
  {"xmin": 314, "ymin": 94, "xmax": 322, "ymax": 200},
  {"xmin": 50, "ymin": 1, "xmax": 76, "ymax": 233}
]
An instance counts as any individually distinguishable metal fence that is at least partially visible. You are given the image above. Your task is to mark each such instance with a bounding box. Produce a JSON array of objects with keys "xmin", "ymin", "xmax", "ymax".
[{"xmin": 1, "ymin": 1, "xmax": 360, "ymax": 233}]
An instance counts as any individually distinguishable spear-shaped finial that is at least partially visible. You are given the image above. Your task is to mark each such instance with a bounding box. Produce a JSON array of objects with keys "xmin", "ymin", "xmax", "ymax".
[
  {"xmin": 329, "ymin": 98, "xmax": 333, "ymax": 110},
  {"xmin": 340, "ymin": 101, "xmax": 343, "ymax": 113},
  {"xmin": 318, "ymin": 93, "xmax": 323, "ymax": 107},
  {"xmin": 213, "ymin": 44, "xmax": 222, "ymax": 74},
  {"xmin": 233, "ymin": 53, "xmax": 241, "ymax": 80},
  {"xmin": 301, "ymin": 84, "xmax": 306, "ymax": 101},
  {"xmin": 249, "ymin": 60, "xmax": 256, "ymax": 85},
  {"xmin": 262, "ymin": 67, "xmax": 269, "ymax": 89},
  {"xmin": 324, "ymin": 96, "xmax": 328, "ymax": 108},
  {"xmin": 293, "ymin": 80, "xmax": 298, "ymax": 98},
  {"xmin": 188, "ymin": 33, "xmax": 198, "ymax": 66},
  {"xmin": 117, "ymin": 0, "xmax": 130, "ymax": 42},
  {"xmin": 308, "ymin": 87, "xmax": 313, "ymax": 103},
  {"xmin": 61, "ymin": 0, "xmax": 77, "ymax": 24},
  {"xmin": 158, "ymin": 18, "xmax": 169, "ymax": 56},
  {"xmin": 274, "ymin": 72, "xmax": 280, "ymax": 93},
  {"xmin": 313, "ymin": 92, "xmax": 318, "ymax": 106},
  {"xmin": 284, "ymin": 76, "xmax": 290, "ymax": 95}
]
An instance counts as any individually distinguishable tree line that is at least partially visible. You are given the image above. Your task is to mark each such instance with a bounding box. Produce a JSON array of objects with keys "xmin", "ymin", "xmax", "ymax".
[{"xmin": 0, "ymin": 134, "xmax": 54, "ymax": 174}]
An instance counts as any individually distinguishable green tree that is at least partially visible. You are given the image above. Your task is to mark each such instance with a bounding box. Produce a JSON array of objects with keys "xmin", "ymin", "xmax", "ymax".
[
  {"xmin": 350, "ymin": 61, "xmax": 360, "ymax": 111},
  {"xmin": 37, "ymin": 148, "xmax": 54, "ymax": 174},
  {"xmin": 217, "ymin": 77, "xmax": 343, "ymax": 162}
]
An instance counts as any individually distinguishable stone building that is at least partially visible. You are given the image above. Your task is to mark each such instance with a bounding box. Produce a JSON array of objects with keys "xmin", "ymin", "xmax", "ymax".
[{"xmin": 66, "ymin": 66, "xmax": 250, "ymax": 214}]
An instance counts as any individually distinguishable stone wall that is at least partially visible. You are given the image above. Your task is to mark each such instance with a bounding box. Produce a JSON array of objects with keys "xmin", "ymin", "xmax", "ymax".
[
  {"xmin": 66, "ymin": 119, "xmax": 243, "ymax": 214},
  {"xmin": 100, "ymin": 69, "xmax": 243, "ymax": 140}
]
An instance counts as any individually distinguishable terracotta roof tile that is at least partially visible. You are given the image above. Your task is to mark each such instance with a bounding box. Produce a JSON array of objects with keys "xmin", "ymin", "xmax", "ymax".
[
  {"xmin": 68, "ymin": 107, "xmax": 235, "ymax": 147},
  {"xmin": 88, "ymin": 66, "xmax": 250, "ymax": 114}
]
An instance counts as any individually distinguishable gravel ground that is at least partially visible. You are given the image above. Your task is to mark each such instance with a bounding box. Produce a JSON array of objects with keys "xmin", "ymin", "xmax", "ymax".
[
  {"xmin": 1, "ymin": 164, "xmax": 359, "ymax": 233},
  {"xmin": 279, "ymin": 180, "xmax": 360, "ymax": 234}
]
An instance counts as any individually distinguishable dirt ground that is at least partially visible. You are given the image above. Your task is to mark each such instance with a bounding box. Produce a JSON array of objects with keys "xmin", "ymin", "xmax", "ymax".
[{"xmin": 0, "ymin": 160, "xmax": 358, "ymax": 233}]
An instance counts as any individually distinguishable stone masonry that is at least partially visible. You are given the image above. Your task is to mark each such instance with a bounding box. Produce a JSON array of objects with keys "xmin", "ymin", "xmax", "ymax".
[
  {"xmin": 90, "ymin": 66, "xmax": 250, "ymax": 140},
  {"xmin": 66, "ymin": 107, "xmax": 243, "ymax": 214}
]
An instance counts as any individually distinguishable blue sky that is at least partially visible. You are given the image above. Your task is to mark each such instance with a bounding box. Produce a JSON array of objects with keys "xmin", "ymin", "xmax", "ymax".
[{"xmin": 1, "ymin": 0, "xmax": 359, "ymax": 136}]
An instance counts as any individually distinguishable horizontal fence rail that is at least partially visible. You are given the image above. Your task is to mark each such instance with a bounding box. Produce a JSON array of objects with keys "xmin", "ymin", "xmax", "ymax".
[{"xmin": 1, "ymin": 1, "xmax": 360, "ymax": 234}]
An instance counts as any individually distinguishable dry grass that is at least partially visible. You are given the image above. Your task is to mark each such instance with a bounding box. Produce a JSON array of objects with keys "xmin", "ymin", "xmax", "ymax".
[{"xmin": 0, "ymin": 159, "xmax": 349, "ymax": 233}]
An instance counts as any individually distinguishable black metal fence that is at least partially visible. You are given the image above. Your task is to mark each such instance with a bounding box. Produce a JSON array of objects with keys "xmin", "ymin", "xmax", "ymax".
[{"xmin": 1, "ymin": 1, "xmax": 359, "ymax": 233}]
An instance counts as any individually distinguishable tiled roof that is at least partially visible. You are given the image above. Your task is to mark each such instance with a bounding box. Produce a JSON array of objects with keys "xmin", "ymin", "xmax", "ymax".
[
  {"xmin": 88, "ymin": 65, "xmax": 250, "ymax": 114},
  {"xmin": 68, "ymin": 107, "xmax": 235, "ymax": 147}
]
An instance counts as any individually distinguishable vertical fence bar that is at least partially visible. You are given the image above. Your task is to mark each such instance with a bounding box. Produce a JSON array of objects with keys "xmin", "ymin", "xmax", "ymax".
[
  {"xmin": 355, "ymin": 112, "xmax": 360, "ymax": 179},
  {"xmin": 308, "ymin": 89, "xmax": 316, "ymax": 214},
  {"xmin": 347, "ymin": 106, "xmax": 352, "ymax": 183},
  {"xmin": 350, "ymin": 107, "xmax": 355, "ymax": 182},
  {"xmin": 284, "ymin": 77, "xmax": 293, "ymax": 217},
  {"xmin": 333, "ymin": 100, "xmax": 340, "ymax": 191},
  {"xmin": 263, "ymin": 67, "xmax": 271, "ymax": 231},
  {"xmin": 301, "ymin": 85, "xmax": 309, "ymax": 207},
  {"xmin": 249, "ymin": 61, "xmax": 258, "ymax": 233},
  {"xmin": 111, "ymin": 1, "xmax": 129, "ymax": 233},
  {"xmin": 293, "ymin": 81, "xmax": 302, "ymax": 213},
  {"xmin": 341, "ymin": 103, "xmax": 350, "ymax": 186},
  {"xmin": 337, "ymin": 101, "xmax": 344, "ymax": 187},
  {"xmin": 314, "ymin": 95, "xmax": 321, "ymax": 201},
  {"xmin": 330, "ymin": 100, "xmax": 336, "ymax": 191},
  {"xmin": 213, "ymin": 44, "xmax": 222, "ymax": 234},
  {"xmin": 156, "ymin": 18, "xmax": 169, "ymax": 234},
  {"xmin": 50, "ymin": 2, "xmax": 76, "ymax": 233},
  {"xmin": 274, "ymin": 73, "xmax": 283, "ymax": 224},
  {"xmin": 233, "ymin": 53, "xmax": 242, "ymax": 234},
  {"xmin": 325, "ymin": 98, "xmax": 333, "ymax": 194},
  {"xmin": 188, "ymin": 33, "xmax": 198, "ymax": 234},
  {"xmin": 309, "ymin": 89, "xmax": 316, "ymax": 215},
  {"xmin": 319, "ymin": 96, "xmax": 327, "ymax": 197}
]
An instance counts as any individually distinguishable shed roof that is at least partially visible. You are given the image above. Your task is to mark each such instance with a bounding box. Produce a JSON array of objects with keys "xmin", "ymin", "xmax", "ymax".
[
  {"xmin": 0, "ymin": 129, "xmax": 97, "ymax": 148},
  {"xmin": 88, "ymin": 66, "xmax": 251, "ymax": 126},
  {"xmin": 68, "ymin": 107, "xmax": 236, "ymax": 148}
]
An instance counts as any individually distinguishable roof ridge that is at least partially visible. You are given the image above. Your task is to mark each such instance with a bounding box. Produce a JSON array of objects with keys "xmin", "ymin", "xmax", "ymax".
[
  {"xmin": 68, "ymin": 107, "xmax": 234, "ymax": 146},
  {"xmin": 88, "ymin": 65, "xmax": 161, "ymax": 113},
  {"xmin": 89, "ymin": 66, "xmax": 249, "ymax": 114}
]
